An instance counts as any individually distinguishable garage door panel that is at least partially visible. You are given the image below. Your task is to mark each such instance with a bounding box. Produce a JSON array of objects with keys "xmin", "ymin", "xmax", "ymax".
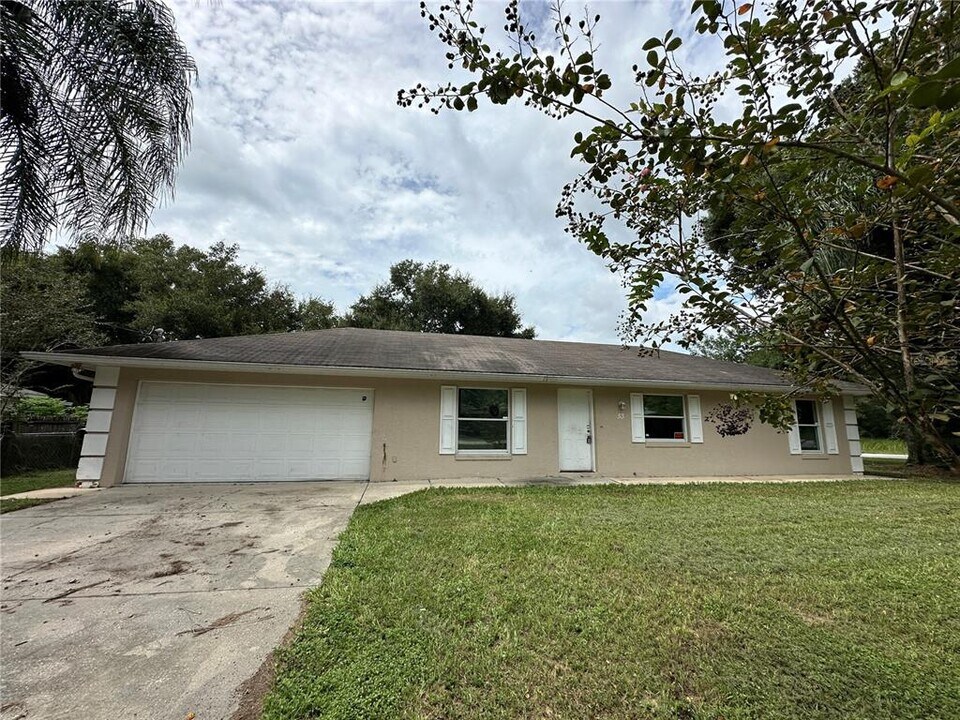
[
  {"xmin": 216, "ymin": 408, "xmax": 258, "ymax": 431},
  {"xmin": 194, "ymin": 460, "xmax": 249, "ymax": 481},
  {"xmin": 256, "ymin": 434, "xmax": 288, "ymax": 455},
  {"xmin": 167, "ymin": 433, "xmax": 198, "ymax": 454},
  {"xmin": 310, "ymin": 459, "xmax": 341, "ymax": 477},
  {"xmin": 131, "ymin": 433, "xmax": 165, "ymax": 455},
  {"xmin": 338, "ymin": 412, "xmax": 372, "ymax": 433},
  {"xmin": 201, "ymin": 432, "xmax": 259, "ymax": 455},
  {"xmin": 139, "ymin": 383, "xmax": 172, "ymax": 402},
  {"xmin": 125, "ymin": 382, "xmax": 373, "ymax": 483},
  {"xmin": 287, "ymin": 459, "xmax": 322, "ymax": 478},
  {"xmin": 253, "ymin": 459, "xmax": 285, "ymax": 478},
  {"xmin": 176, "ymin": 407, "xmax": 205, "ymax": 430},
  {"xmin": 198, "ymin": 432, "xmax": 230, "ymax": 454},
  {"xmin": 129, "ymin": 459, "xmax": 191, "ymax": 482},
  {"xmin": 126, "ymin": 459, "xmax": 157, "ymax": 482},
  {"xmin": 339, "ymin": 460, "xmax": 369, "ymax": 479},
  {"xmin": 166, "ymin": 460, "xmax": 192, "ymax": 480},
  {"xmin": 342, "ymin": 433, "xmax": 372, "ymax": 453},
  {"xmin": 150, "ymin": 384, "xmax": 198, "ymax": 403},
  {"xmin": 285, "ymin": 434, "xmax": 317, "ymax": 454},
  {"xmin": 137, "ymin": 404, "xmax": 174, "ymax": 431}
]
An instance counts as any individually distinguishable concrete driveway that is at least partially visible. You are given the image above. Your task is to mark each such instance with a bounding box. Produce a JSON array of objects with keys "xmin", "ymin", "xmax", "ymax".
[{"xmin": 0, "ymin": 482, "xmax": 377, "ymax": 720}]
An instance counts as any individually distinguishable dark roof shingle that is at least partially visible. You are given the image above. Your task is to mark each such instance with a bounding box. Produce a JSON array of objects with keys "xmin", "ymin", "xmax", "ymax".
[{"xmin": 51, "ymin": 327, "xmax": 801, "ymax": 389}]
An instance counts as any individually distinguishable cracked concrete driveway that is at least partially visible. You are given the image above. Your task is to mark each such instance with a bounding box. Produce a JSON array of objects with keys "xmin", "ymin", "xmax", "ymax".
[{"xmin": 0, "ymin": 482, "xmax": 372, "ymax": 720}]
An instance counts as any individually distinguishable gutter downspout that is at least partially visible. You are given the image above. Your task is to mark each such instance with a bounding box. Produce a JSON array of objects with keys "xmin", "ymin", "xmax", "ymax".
[{"xmin": 71, "ymin": 365, "xmax": 96, "ymax": 383}]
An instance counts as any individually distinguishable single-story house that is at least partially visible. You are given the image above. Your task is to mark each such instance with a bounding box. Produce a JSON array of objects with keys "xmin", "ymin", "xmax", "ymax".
[{"xmin": 23, "ymin": 328, "xmax": 867, "ymax": 485}]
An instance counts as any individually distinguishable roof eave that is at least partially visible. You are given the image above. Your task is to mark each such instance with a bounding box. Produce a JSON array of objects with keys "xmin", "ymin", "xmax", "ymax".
[{"xmin": 23, "ymin": 351, "xmax": 869, "ymax": 395}]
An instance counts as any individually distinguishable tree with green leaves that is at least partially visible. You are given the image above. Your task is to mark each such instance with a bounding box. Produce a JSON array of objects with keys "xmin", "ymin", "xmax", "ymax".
[
  {"xmin": 296, "ymin": 297, "xmax": 340, "ymax": 332},
  {"xmin": 0, "ymin": 250, "xmax": 103, "ymax": 411},
  {"xmin": 346, "ymin": 259, "xmax": 535, "ymax": 338},
  {"xmin": 3, "ymin": 237, "xmax": 339, "ymax": 400},
  {"xmin": 692, "ymin": 329, "xmax": 784, "ymax": 369},
  {"xmin": 402, "ymin": 0, "xmax": 960, "ymax": 471},
  {"xmin": 56, "ymin": 236, "xmax": 338, "ymax": 343},
  {"xmin": 1, "ymin": 252, "xmax": 102, "ymax": 355},
  {"xmin": 1, "ymin": 0, "xmax": 196, "ymax": 252}
]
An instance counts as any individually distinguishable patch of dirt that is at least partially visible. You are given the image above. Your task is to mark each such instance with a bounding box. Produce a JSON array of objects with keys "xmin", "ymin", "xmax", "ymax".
[
  {"xmin": 196, "ymin": 521, "xmax": 244, "ymax": 533},
  {"xmin": 178, "ymin": 607, "xmax": 271, "ymax": 638},
  {"xmin": 42, "ymin": 579, "xmax": 108, "ymax": 603},
  {"xmin": 5, "ymin": 516, "xmax": 163, "ymax": 583},
  {"xmin": 228, "ymin": 539, "xmax": 258, "ymax": 555},
  {"xmin": 903, "ymin": 464, "xmax": 957, "ymax": 478},
  {"xmin": 229, "ymin": 596, "xmax": 309, "ymax": 720},
  {"xmin": 149, "ymin": 560, "xmax": 191, "ymax": 579},
  {"xmin": 660, "ymin": 620, "xmax": 723, "ymax": 712},
  {"xmin": 1, "ymin": 700, "xmax": 27, "ymax": 720},
  {"xmin": 796, "ymin": 608, "xmax": 833, "ymax": 626},
  {"xmin": 869, "ymin": 463, "xmax": 959, "ymax": 480},
  {"xmin": 5, "ymin": 545, "xmax": 93, "ymax": 581}
]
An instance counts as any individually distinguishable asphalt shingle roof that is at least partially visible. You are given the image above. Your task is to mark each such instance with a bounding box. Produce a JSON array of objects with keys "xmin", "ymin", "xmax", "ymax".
[{"xmin": 54, "ymin": 327, "xmax": 801, "ymax": 389}]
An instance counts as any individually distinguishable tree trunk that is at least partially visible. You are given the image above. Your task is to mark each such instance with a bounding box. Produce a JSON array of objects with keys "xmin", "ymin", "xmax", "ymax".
[
  {"xmin": 905, "ymin": 427, "xmax": 926, "ymax": 466},
  {"xmin": 890, "ymin": 223, "xmax": 923, "ymax": 465},
  {"xmin": 919, "ymin": 416, "xmax": 960, "ymax": 475}
]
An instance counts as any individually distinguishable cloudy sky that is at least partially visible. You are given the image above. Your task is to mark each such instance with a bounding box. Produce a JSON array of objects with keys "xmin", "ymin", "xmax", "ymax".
[{"xmin": 151, "ymin": 0, "xmax": 714, "ymax": 343}]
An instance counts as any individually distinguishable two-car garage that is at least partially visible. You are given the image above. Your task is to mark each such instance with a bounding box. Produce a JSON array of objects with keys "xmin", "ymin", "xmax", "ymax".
[{"xmin": 123, "ymin": 382, "xmax": 374, "ymax": 483}]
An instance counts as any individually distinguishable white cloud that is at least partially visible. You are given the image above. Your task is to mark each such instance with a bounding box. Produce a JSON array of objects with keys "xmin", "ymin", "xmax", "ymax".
[{"xmin": 150, "ymin": 0, "xmax": 719, "ymax": 343}]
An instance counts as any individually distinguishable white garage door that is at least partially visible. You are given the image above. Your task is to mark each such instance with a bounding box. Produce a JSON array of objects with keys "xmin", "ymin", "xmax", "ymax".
[{"xmin": 125, "ymin": 382, "xmax": 373, "ymax": 483}]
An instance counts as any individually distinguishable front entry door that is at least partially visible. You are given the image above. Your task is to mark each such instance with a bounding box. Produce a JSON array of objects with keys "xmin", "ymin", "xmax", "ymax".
[{"xmin": 558, "ymin": 389, "xmax": 594, "ymax": 472}]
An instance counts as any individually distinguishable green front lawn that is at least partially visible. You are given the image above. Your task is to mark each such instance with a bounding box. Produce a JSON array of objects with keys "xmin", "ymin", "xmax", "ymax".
[
  {"xmin": 0, "ymin": 497, "xmax": 61, "ymax": 514},
  {"xmin": 264, "ymin": 480, "xmax": 960, "ymax": 720},
  {"xmin": 0, "ymin": 468, "xmax": 75, "ymax": 496},
  {"xmin": 0, "ymin": 468, "xmax": 76, "ymax": 513}
]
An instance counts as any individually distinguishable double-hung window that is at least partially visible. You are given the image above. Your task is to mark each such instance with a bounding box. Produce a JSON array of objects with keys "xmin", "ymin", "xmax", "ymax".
[
  {"xmin": 639, "ymin": 394, "xmax": 686, "ymax": 441},
  {"xmin": 631, "ymin": 393, "xmax": 703, "ymax": 444},
  {"xmin": 456, "ymin": 388, "xmax": 509, "ymax": 453},
  {"xmin": 794, "ymin": 399, "xmax": 822, "ymax": 452}
]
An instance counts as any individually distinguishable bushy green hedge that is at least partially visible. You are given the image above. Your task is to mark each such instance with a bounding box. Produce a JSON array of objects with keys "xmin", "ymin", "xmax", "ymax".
[{"xmin": 5, "ymin": 396, "xmax": 88, "ymax": 421}]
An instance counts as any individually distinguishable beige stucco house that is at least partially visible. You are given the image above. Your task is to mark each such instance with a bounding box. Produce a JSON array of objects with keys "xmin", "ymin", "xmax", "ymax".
[{"xmin": 25, "ymin": 328, "xmax": 866, "ymax": 486}]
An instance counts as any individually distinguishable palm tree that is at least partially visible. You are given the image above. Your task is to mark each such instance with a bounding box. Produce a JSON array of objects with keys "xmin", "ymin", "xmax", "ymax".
[{"xmin": 0, "ymin": 0, "xmax": 196, "ymax": 253}]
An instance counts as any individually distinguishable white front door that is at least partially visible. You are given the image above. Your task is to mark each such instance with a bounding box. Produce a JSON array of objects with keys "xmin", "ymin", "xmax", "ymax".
[{"xmin": 558, "ymin": 388, "xmax": 594, "ymax": 472}]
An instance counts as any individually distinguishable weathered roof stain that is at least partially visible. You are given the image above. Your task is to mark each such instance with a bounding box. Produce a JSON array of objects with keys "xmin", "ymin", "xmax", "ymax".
[{"xmin": 55, "ymin": 327, "xmax": 804, "ymax": 389}]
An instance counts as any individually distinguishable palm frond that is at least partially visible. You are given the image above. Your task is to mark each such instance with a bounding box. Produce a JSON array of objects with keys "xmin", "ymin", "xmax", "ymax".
[{"xmin": 0, "ymin": 0, "xmax": 196, "ymax": 253}]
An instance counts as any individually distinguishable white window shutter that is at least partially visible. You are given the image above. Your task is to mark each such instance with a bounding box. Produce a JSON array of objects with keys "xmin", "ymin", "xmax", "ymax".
[
  {"xmin": 511, "ymin": 389, "xmax": 527, "ymax": 455},
  {"xmin": 821, "ymin": 399, "xmax": 839, "ymax": 454},
  {"xmin": 788, "ymin": 401, "xmax": 802, "ymax": 454},
  {"xmin": 630, "ymin": 393, "xmax": 645, "ymax": 443},
  {"xmin": 439, "ymin": 386, "xmax": 456, "ymax": 455},
  {"xmin": 687, "ymin": 395, "xmax": 703, "ymax": 443}
]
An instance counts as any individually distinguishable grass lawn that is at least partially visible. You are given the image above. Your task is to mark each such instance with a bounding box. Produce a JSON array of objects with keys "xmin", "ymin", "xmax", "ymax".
[
  {"xmin": 0, "ymin": 468, "xmax": 76, "ymax": 513},
  {"xmin": 264, "ymin": 480, "xmax": 960, "ymax": 720},
  {"xmin": 0, "ymin": 497, "xmax": 62, "ymax": 514},
  {"xmin": 860, "ymin": 438, "xmax": 907, "ymax": 455}
]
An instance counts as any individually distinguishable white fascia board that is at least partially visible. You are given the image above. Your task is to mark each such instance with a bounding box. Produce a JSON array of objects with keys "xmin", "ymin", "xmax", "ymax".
[{"xmin": 20, "ymin": 351, "xmax": 871, "ymax": 395}]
